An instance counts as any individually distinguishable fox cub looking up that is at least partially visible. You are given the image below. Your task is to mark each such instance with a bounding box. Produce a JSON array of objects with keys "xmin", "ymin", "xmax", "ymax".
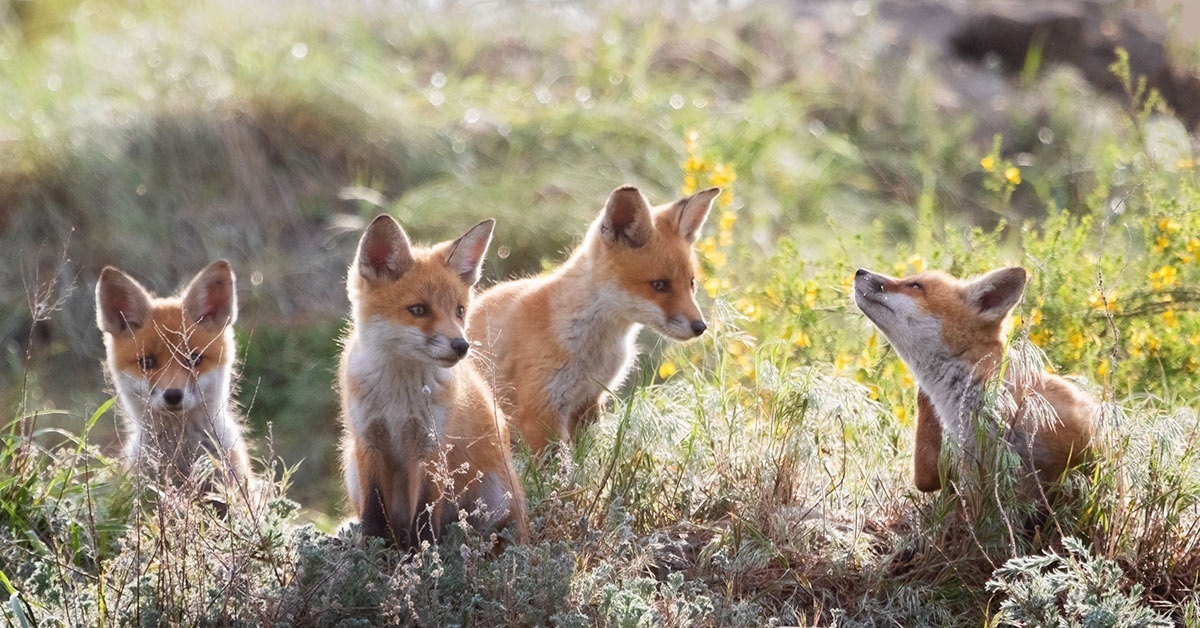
[
  {"xmin": 853, "ymin": 266, "xmax": 1096, "ymax": 493},
  {"xmin": 469, "ymin": 185, "xmax": 719, "ymax": 453},
  {"xmin": 339, "ymin": 215, "xmax": 527, "ymax": 546},
  {"xmin": 96, "ymin": 261, "xmax": 251, "ymax": 491}
]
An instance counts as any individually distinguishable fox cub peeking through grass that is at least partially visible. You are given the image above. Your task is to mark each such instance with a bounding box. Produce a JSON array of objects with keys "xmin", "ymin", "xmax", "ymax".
[
  {"xmin": 469, "ymin": 185, "xmax": 719, "ymax": 453},
  {"xmin": 339, "ymin": 215, "xmax": 527, "ymax": 546},
  {"xmin": 853, "ymin": 266, "xmax": 1096, "ymax": 494},
  {"xmin": 96, "ymin": 260, "xmax": 251, "ymax": 491}
]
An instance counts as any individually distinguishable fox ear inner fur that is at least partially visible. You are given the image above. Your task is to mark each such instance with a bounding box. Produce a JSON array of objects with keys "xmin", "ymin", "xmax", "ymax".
[
  {"xmin": 672, "ymin": 187, "xmax": 720, "ymax": 244},
  {"xmin": 96, "ymin": 267, "xmax": 153, "ymax": 334},
  {"xmin": 969, "ymin": 266, "xmax": 1027, "ymax": 322},
  {"xmin": 182, "ymin": 260, "xmax": 238, "ymax": 331},
  {"xmin": 357, "ymin": 214, "xmax": 416, "ymax": 283},
  {"xmin": 600, "ymin": 185, "xmax": 654, "ymax": 248},
  {"xmin": 444, "ymin": 219, "xmax": 495, "ymax": 287}
]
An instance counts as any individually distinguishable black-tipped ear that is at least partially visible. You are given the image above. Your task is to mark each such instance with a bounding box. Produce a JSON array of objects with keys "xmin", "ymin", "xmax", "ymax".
[
  {"xmin": 970, "ymin": 267, "xmax": 1027, "ymax": 322},
  {"xmin": 599, "ymin": 185, "xmax": 654, "ymax": 248},
  {"xmin": 96, "ymin": 267, "xmax": 152, "ymax": 334},
  {"xmin": 356, "ymin": 214, "xmax": 415, "ymax": 283},
  {"xmin": 182, "ymin": 260, "xmax": 237, "ymax": 331},
  {"xmin": 444, "ymin": 219, "xmax": 495, "ymax": 286},
  {"xmin": 670, "ymin": 187, "xmax": 719, "ymax": 244}
]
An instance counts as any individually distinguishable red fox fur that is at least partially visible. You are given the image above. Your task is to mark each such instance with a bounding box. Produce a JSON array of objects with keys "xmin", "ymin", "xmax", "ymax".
[
  {"xmin": 469, "ymin": 185, "xmax": 719, "ymax": 453},
  {"xmin": 96, "ymin": 261, "xmax": 250, "ymax": 489},
  {"xmin": 339, "ymin": 215, "xmax": 527, "ymax": 545},
  {"xmin": 853, "ymin": 266, "xmax": 1096, "ymax": 492}
]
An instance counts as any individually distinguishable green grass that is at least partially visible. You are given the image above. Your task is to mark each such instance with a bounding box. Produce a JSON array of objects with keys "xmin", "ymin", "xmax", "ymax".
[{"xmin": 2, "ymin": 0, "xmax": 1200, "ymax": 624}]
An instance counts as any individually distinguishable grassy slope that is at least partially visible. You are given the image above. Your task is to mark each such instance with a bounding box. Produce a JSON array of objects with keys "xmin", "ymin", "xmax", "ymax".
[{"xmin": 2, "ymin": 0, "xmax": 1199, "ymax": 625}]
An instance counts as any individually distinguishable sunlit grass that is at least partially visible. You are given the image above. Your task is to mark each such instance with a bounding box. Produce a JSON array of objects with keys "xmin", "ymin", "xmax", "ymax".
[{"xmin": 2, "ymin": 0, "xmax": 1200, "ymax": 624}]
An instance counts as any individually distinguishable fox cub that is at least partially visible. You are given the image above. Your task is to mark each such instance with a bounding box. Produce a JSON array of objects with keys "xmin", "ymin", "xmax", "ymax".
[
  {"xmin": 853, "ymin": 266, "xmax": 1096, "ymax": 493},
  {"xmin": 96, "ymin": 261, "xmax": 251, "ymax": 489},
  {"xmin": 339, "ymin": 215, "xmax": 527, "ymax": 545},
  {"xmin": 468, "ymin": 185, "xmax": 719, "ymax": 453}
]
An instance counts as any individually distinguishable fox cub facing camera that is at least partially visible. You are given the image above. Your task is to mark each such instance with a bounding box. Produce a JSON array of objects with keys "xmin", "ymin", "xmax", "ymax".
[
  {"xmin": 854, "ymin": 266, "xmax": 1096, "ymax": 493},
  {"xmin": 96, "ymin": 261, "xmax": 251, "ymax": 491},
  {"xmin": 339, "ymin": 215, "xmax": 527, "ymax": 546}
]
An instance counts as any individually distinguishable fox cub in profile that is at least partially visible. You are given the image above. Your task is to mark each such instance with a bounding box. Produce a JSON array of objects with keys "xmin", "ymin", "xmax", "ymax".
[
  {"xmin": 469, "ymin": 185, "xmax": 719, "ymax": 453},
  {"xmin": 853, "ymin": 266, "xmax": 1096, "ymax": 493},
  {"xmin": 339, "ymin": 215, "xmax": 527, "ymax": 545},
  {"xmin": 96, "ymin": 261, "xmax": 251, "ymax": 489}
]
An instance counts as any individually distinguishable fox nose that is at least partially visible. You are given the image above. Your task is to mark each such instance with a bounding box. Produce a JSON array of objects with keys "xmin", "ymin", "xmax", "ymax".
[
  {"xmin": 690, "ymin": 319, "xmax": 707, "ymax": 337},
  {"xmin": 162, "ymin": 388, "xmax": 184, "ymax": 406},
  {"xmin": 450, "ymin": 338, "xmax": 470, "ymax": 358},
  {"xmin": 855, "ymin": 268, "xmax": 868, "ymax": 278}
]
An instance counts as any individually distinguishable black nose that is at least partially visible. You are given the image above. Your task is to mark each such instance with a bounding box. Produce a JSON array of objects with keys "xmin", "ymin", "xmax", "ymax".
[
  {"xmin": 163, "ymin": 388, "xmax": 184, "ymax": 406},
  {"xmin": 855, "ymin": 268, "xmax": 868, "ymax": 278},
  {"xmin": 450, "ymin": 338, "xmax": 470, "ymax": 358},
  {"xmin": 690, "ymin": 319, "xmax": 707, "ymax": 337}
]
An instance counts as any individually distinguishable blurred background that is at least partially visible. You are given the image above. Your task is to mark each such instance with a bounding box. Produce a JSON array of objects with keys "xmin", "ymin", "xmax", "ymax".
[{"xmin": 2, "ymin": 0, "xmax": 1197, "ymax": 520}]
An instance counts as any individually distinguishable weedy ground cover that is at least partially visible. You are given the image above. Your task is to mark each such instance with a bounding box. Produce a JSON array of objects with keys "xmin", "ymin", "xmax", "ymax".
[{"xmin": 2, "ymin": 0, "xmax": 1199, "ymax": 624}]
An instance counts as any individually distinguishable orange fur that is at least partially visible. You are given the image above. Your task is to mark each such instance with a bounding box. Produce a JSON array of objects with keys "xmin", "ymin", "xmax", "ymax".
[
  {"xmin": 469, "ymin": 185, "xmax": 718, "ymax": 452},
  {"xmin": 96, "ymin": 261, "xmax": 250, "ymax": 490},
  {"xmin": 854, "ymin": 267, "xmax": 1096, "ymax": 492},
  {"xmin": 339, "ymin": 215, "xmax": 527, "ymax": 545}
]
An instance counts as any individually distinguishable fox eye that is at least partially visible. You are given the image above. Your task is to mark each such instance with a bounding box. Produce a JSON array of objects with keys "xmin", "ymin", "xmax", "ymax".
[
  {"xmin": 137, "ymin": 355, "xmax": 157, "ymax": 371},
  {"xmin": 650, "ymin": 279, "xmax": 670, "ymax": 293},
  {"xmin": 907, "ymin": 282, "xmax": 923, "ymax": 291},
  {"xmin": 455, "ymin": 305, "xmax": 465, "ymax": 319},
  {"xmin": 407, "ymin": 304, "xmax": 428, "ymax": 317},
  {"xmin": 186, "ymin": 351, "xmax": 203, "ymax": 368}
]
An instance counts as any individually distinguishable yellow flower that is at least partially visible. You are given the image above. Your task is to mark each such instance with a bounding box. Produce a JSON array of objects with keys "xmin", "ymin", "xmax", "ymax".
[
  {"xmin": 682, "ymin": 175, "xmax": 698, "ymax": 195},
  {"xmin": 893, "ymin": 405, "xmax": 909, "ymax": 425},
  {"xmin": 703, "ymin": 277, "xmax": 721, "ymax": 298},
  {"xmin": 1179, "ymin": 158, "xmax": 1196, "ymax": 170},
  {"xmin": 657, "ymin": 361, "xmax": 678, "ymax": 379},
  {"xmin": 1149, "ymin": 265, "xmax": 1180, "ymax": 290},
  {"xmin": 718, "ymin": 210, "xmax": 737, "ymax": 232},
  {"xmin": 793, "ymin": 331, "xmax": 812, "ymax": 349},
  {"xmin": 833, "ymin": 353, "xmax": 854, "ymax": 372},
  {"xmin": 1162, "ymin": 309, "xmax": 1177, "ymax": 327},
  {"xmin": 980, "ymin": 155, "xmax": 996, "ymax": 172},
  {"xmin": 1005, "ymin": 166, "xmax": 1021, "ymax": 185},
  {"xmin": 1030, "ymin": 307, "xmax": 1043, "ymax": 327},
  {"xmin": 1158, "ymin": 217, "xmax": 1181, "ymax": 234},
  {"xmin": 1096, "ymin": 359, "xmax": 1109, "ymax": 378},
  {"xmin": 1189, "ymin": 333, "xmax": 1200, "ymax": 346},
  {"xmin": 896, "ymin": 360, "xmax": 914, "ymax": 388},
  {"xmin": 736, "ymin": 298, "xmax": 756, "ymax": 316},
  {"xmin": 907, "ymin": 254, "xmax": 924, "ymax": 273},
  {"xmin": 1154, "ymin": 236, "xmax": 1170, "ymax": 252},
  {"xmin": 710, "ymin": 162, "xmax": 737, "ymax": 187},
  {"xmin": 803, "ymin": 282, "xmax": 818, "ymax": 309},
  {"xmin": 684, "ymin": 155, "xmax": 710, "ymax": 174},
  {"xmin": 1068, "ymin": 332, "xmax": 1086, "ymax": 350},
  {"xmin": 1030, "ymin": 327, "xmax": 1051, "ymax": 347},
  {"xmin": 1087, "ymin": 290, "xmax": 1118, "ymax": 313},
  {"xmin": 1011, "ymin": 314, "xmax": 1023, "ymax": 328}
]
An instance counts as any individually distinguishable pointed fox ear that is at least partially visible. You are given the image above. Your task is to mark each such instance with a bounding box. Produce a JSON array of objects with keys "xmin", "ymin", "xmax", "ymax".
[
  {"xmin": 969, "ymin": 267, "xmax": 1027, "ymax": 322},
  {"xmin": 444, "ymin": 219, "xmax": 495, "ymax": 286},
  {"xmin": 356, "ymin": 214, "xmax": 415, "ymax": 283},
  {"xmin": 96, "ymin": 267, "xmax": 153, "ymax": 334},
  {"xmin": 182, "ymin": 260, "xmax": 238, "ymax": 331},
  {"xmin": 599, "ymin": 185, "xmax": 654, "ymax": 248},
  {"xmin": 669, "ymin": 187, "xmax": 720, "ymax": 244}
]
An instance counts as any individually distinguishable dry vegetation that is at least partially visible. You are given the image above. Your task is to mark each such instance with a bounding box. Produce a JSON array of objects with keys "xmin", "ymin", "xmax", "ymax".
[{"xmin": 2, "ymin": 0, "xmax": 1199, "ymax": 625}]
